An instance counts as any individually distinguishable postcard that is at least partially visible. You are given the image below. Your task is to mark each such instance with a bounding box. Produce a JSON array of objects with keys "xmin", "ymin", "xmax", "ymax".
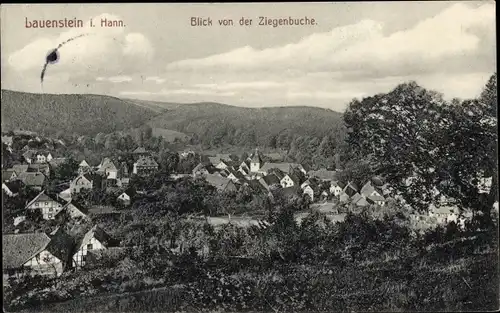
[{"xmin": 1, "ymin": 2, "xmax": 498, "ymax": 312}]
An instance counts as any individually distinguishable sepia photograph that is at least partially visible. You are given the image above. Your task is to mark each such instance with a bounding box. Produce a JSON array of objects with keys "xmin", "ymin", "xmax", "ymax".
[{"xmin": 1, "ymin": 2, "xmax": 498, "ymax": 312}]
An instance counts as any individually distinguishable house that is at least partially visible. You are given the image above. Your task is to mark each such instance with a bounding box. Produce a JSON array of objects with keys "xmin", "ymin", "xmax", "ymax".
[
  {"xmin": 117, "ymin": 188, "xmax": 136, "ymax": 206},
  {"xmin": 2, "ymin": 169, "xmax": 18, "ymax": 182},
  {"xmin": 132, "ymin": 146, "xmax": 150, "ymax": 159},
  {"xmin": 78, "ymin": 160, "xmax": 91, "ymax": 174},
  {"xmin": 17, "ymin": 172, "xmax": 46, "ymax": 191},
  {"xmin": 351, "ymin": 193, "xmax": 369, "ymax": 207},
  {"xmin": 249, "ymin": 148, "xmax": 263, "ymax": 172},
  {"xmin": 2, "ymin": 180, "xmax": 24, "ymax": 197},
  {"xmin": 339, "ymin": 192, "xmax": 350, "ymax": 203},
  {"xmin": 367, "ymin": 195, "xmax": 386, "ymax": 206},
  {"xmin": 302, "ymin": 180, "xmax": 320, "ymax": 202},
  {"xmin": 25, "ymin": 190, "xmax": 65, "ymax": 220},
  {"xmin": 55, "ymin": 201, "xmax": 90, "ymax": 221},
  {"xmin": 192, "ymin": 163, "xmax": 218, "ymax": 177},
  {"xmin": 343, "ymin": 182, "xmax": 359, "ymax": 197},
  {"xmin": 27, "ymin": 163, "xmax": 51, "ymax": 177},
  {"xmin": 329, "ymin": 181, "xmax": 345, "ymax": 197},
  {"xmin": 238, "ymin": 160, "xmax": 251, "ymax": 176},
  {"xmin": 280, "ymin": 173, "xmax": 300, "ymax": 188},
  {"xmin": 97, "ymin": 158, "xmax": 118, "ymax": 179},
  {"xmin": 72, "ymin": 226, "xmax": 116, "ymax": 269},
  {"xmin": 12, "ymin": 164, "xmax": 29, "ymax": 175},
  {"xmin": 258, "ymin": 162, "xmax": 306, "ymax": 176},
  {"xmin": 208, "ymin": 154, "xmax": 233, "ymax": 168},
  {"xmin": 428, "ymin": 204, "xmax": 460, "ymax": 224},
  {"xmin": 3, "ymin": 230, "xmax": 73, "ymax": 279},
  {"xmin": 308, "ymin": 169, "xmax": 338, "ymax": 182},
  {"xmin": 13, "ymin": 216, "xmax": 26, "ymax": 226},
  {"xmin": 259, "ymin": 174, "xmax": 282, "ymax": 191},
  {"xmin": 179, "ymin": 150, "xmax": 196, "ymax": 159},
  {"xmin": 70, "ymin": 173, "xmax": 102, "ymax": 194},
  {"xmin": 132, "ymin": 156, "xmax": 159, "ymax": 176},
  {"xmin": 205, "ymin": 174, "xmax": 238, "ymax": 193},
  {"xmin": 34, "ymin": 152, "xmax": 53, "ymax": 164},
  {"xmin": 214, "ymin": 159, "xmax": 238, "ymax": 170},
  {"xmin": 22, "ymin": 150, "xmax": 37, "ymax": 164},
  {"xmin": 1, "ymin": 136, "xmax": 13, "ymax": 146},
  {"xmin": 360, "ymin": 181, "xmax": 384, "ymax": 198},
  {"xmin": 58, "ymin": 188, "xmax": 72, "ymax": 202},
  {"xmin": 225, "ymin": 167, "xmax": 246, "ymax": 183}
]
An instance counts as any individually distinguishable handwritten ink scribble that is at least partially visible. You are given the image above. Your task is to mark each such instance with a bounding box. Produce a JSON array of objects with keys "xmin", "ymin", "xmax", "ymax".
[{"xmin": 40, "ymin": 33, "xmax": 90, "ymax": 84}]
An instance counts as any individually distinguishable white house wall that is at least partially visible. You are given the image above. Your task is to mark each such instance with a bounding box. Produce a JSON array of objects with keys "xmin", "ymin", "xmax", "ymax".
[{"xmin": 73, "ymin": 238, "xmax": 105, "ymax": 268}]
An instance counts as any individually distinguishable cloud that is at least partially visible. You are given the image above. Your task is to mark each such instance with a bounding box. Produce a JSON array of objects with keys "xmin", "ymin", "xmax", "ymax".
[
  {"xmin": 145, "ymin": 76, "xmax": 166, "ymax": 84},
  {"xmin": 194, "ymin": 81, "xmax": 294, "ymax": 91},
  {"xmin": 120, "ymin": 88, "xmax": 236, "ymax": 97},
  {"xmin": 8, "ymin": 13, "xmax": 154, "ymax": 77},
  {"xmin": 166, "ymin": 3, "xmax": 495, "ymax": 79},
  {"xmin": 97, "ymin": 75, "xmax": 132, "ymax": 83}
]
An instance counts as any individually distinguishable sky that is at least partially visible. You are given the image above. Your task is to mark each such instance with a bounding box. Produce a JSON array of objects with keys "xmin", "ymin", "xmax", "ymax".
[{"xmin": 0, "ymin": 2, "xmax": 496, "ymax": 112}]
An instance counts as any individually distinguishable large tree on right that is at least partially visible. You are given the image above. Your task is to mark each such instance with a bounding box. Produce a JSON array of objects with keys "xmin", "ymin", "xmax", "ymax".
[{"xmin": 343, "ymin": 74, "xmax": 497, "ymax": 215}]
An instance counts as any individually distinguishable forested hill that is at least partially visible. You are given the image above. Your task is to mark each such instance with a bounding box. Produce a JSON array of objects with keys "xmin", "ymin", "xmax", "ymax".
[
  {"xmin": 147, "ymin": 102, "xmax": 346, "ymax": 148},
  {"xmin": 0, "ymin": 90, "xmax": 159, "ymax": 136}
]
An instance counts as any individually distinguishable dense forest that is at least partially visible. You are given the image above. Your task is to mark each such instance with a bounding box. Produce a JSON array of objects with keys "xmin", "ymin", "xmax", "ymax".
[{"xmin": 0, "ymin": 90, "xmax": 158, "ymax": 136}]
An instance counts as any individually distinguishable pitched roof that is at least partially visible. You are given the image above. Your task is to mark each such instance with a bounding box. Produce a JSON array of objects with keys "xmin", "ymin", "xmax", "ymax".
[
  {"xmin": 97, "ymin": 158, "xmax": 117, "ymax": 171},
  {"xmin": 134, "ymin": 156, "xmax": 158, "ymax": 167},
  {"xmin": 23, "ymin": 150, "xmax": 37, "ymax": 159},
  {"xmin": 345, "ymin": 182, "xmax": 359, "ymax": 192},
  {"xmin": 79, "ymin": 160, "xmax": 90, "ymax": 167},
  {"xmin": 25, "ymin": 190, "xmax": 61, "ymax": 208},
  {"xmin": 308, "ymin": 169, "xmax": 338, "ymax": 181},
  {"xmin": 28, "ymin": 163, "xmax": 50, "ymax": 172},
  {"xmin": 261, "ymin": 174, "xmax": 281, "ymax": 186},
  {"xmin": 132, "ymin": 147, "xmax": 148, "ymax": 154},
  {"xmin": 58, "ymin": 188, "xmax": 72, "ymax": 202},
  {"xmin": 2, "ymin": 169, "xmax": 17, "ymax": 182},
  {"xmin": 367, "ymin": 195, "xmax": 386, "ymax": 202},
  {"xmin": 1, "ymin": 136, "xmax": 13, "ymax": 145},
  {"xmin": 59, "ymin": 201, "xmax": 89, "ymax": 217},
  {"xmin": 12, "ymin": 164, "xmax": 29, "ymax": 174},
  {"xmin": 226, "ymin": 167, "xmax": 246, "ymax": 181},
  {"xmin": 76, "ymin": 226, "xmax": 115, "ymax": 251},
  {"xmin": 205, "ymin": 174, "xmax": 234, "ymax": 191},
  {"xmin": 259, "ymin": 162, "xmax": 300, "ymax": 174},
  {"xmin": 18, "ymin": 172, "xmax": 46, "ymax": 187},
  {"xmin": 351, "ymin": 193, "xmax": 363, "ymax": 204},
  {"xmin": 284, "ymin": 173, "xmax": 301, "ymax": 185},
  {"xmin": 122, "ymin": 187, "xmax": 136, "ymax": 197},
  {"xmin": 250, "ymin": 148, "xmax": 263, "ymax": 164},
  {"xmin": 245, "ymin": 180, "xmax": 268, "ymax": 193},
  {"xmin": 360, "ymin": 181, "xmax": 384, "ymax": 197},
  {"xmin": 3, "ymin": 233, "xmax": 52, "ymax": 269},
  {"xmin": 193, "ymin": 163, "xmax": 218, "ymax": 174},
  {"xmin": 3, "ymin": 180, "xmax": 25, "ymax": 194}
]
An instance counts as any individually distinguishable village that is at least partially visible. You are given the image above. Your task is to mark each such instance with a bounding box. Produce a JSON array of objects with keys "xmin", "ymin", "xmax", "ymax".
[{"xmin": 2, "ymin": 131, "xmax": 484, "ymax": 283}]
